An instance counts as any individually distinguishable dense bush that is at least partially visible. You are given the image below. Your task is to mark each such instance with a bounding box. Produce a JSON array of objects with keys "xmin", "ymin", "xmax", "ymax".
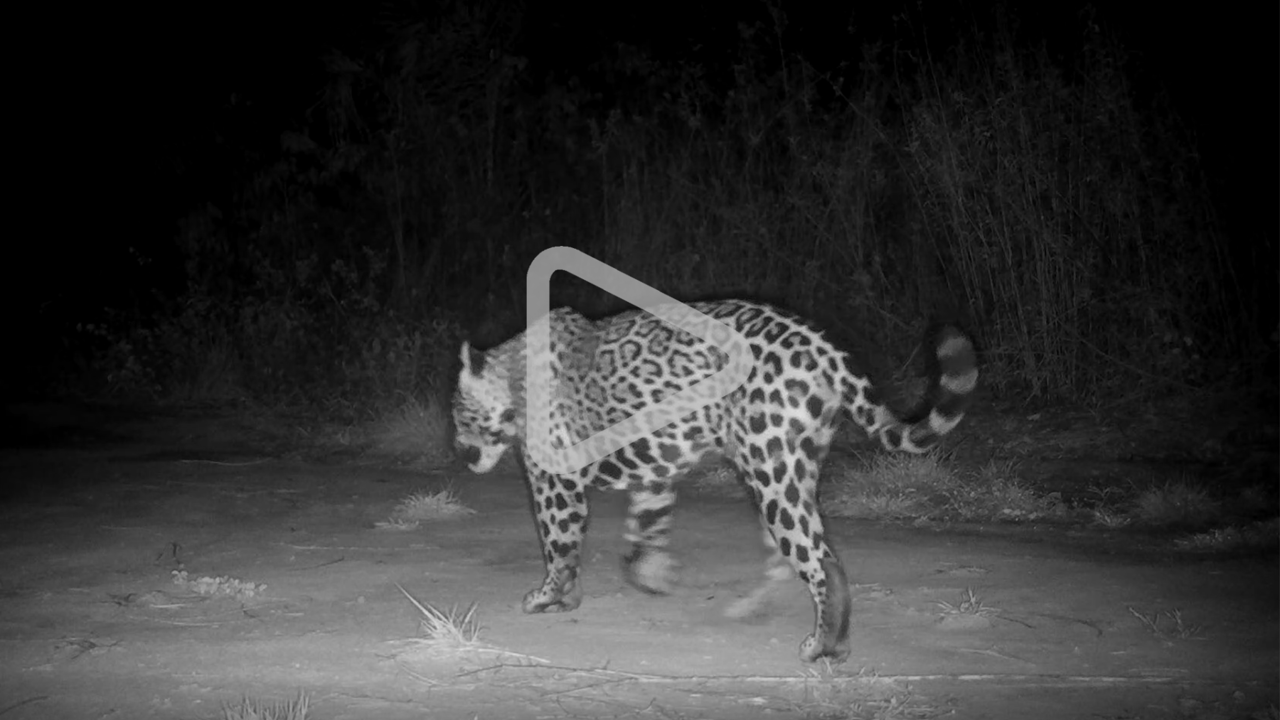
[{"xmin": 73, "ymin": 3, "xmax": 1261, "ymax": 411}]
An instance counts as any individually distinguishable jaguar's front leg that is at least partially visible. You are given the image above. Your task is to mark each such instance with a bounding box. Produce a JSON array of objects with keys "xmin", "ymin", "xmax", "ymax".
[{"xmin": 522, "ymin": 470, "xmax": 589, "ymax": 613}]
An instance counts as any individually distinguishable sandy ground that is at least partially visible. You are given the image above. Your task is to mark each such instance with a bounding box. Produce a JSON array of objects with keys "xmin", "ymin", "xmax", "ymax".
[{"xmin": 0, "ymin": 404, "xmax": 1275, "ymax": 720}]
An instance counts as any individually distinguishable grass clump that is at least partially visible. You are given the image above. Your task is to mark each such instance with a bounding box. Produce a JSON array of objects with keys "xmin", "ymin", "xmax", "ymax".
[
  {"xmin": 824, "ymin": 454, "xmax": 1063, "ymax": 523},
  {"xmin": 1080, "ymin": 477, "xmax": 1279, "ymax": 551},
  {"xmin": 222, "ymin": 691, "xmax": 309, "ymax": 720},
  {"xmin": 934, "ymin": 587, "xmax": 1001, "ymax": 618},
  {"xmin": 394, "ymin": 583, "xmax": 486, "ymax": 652},
  {"xmin": 1127, "ymin": 606, "xmax": 1204, "ymax": 641},
  {"xmin": 1091, "ymin": 475, "xmax": 1271, "ymax": 522},
  {"xmin": 823, "ymin": 454, "xmax": 956, "ymax": 521},
  {"xmin": 390, "ymin": 583, "xmax": 548, "ymax": 667},
  {"xmin": 1174, "ymin": 518, "xmax": 1280, "ymax": 552},
  {"xmin": 376, "ymin": 486, "xmax": 476, "ymax": 531},
  {"xmin": 1130, "ymin": 479, "xmax": 1223, "ymax": 527},
  {"xmin": 367, "ymin": 394, "xmax": 454, "ymax": 468},
  {"xmin": 172, "ymin": 571, "xmax": 266, "ymax": 601}
]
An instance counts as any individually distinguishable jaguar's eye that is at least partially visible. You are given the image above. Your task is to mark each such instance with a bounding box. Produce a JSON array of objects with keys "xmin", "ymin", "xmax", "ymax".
[{"xmin": 500, "ymin": 408, "xmax": 517, "ymax": 423}]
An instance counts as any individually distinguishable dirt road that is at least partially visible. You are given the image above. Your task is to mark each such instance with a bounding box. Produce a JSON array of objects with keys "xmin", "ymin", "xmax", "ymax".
[{"xmin": 0, "ymin": 405, "xmax": 1275, "ymax": 719}]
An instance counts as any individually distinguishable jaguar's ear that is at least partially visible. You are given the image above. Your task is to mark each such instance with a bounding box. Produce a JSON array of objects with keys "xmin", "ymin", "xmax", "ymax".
[{"xmin": 460, "ymin": 341, "xmax": 486, "ymax": 375}]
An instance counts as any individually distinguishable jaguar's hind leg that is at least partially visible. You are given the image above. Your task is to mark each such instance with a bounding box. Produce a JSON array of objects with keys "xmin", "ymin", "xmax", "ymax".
[{"xmin": 621, "ymin": 476, "xmax": 680, "ymax": 595}]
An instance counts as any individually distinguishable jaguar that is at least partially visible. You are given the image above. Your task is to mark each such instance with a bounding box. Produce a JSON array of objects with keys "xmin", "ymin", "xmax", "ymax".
[{"xmin": 452, "ymin": 299, "xmax": 977, "ymax": 662}]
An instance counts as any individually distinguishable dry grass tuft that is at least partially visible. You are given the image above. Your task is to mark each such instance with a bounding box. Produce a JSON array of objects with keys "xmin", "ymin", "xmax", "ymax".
[
  {"xmin": 934, "ymin": 587, "xmax": 1001, "ymax": 618},
  {"xmin": 395, "ymin": 582, "xmax": 482, "ymax": 648},
  {"xmin": 370, "ymin": 394, "xmax": 454, "ymax": 467},
  {"xmin": 376, "ymin": 486, "xmax": 476, "ymax": 530},
  {"xmin": 1127, "ymin": 606, "xmax": 1204, "ymax": 641},
  {"xmin": 1131, "ymin": 479, "xmax": 1222, "ymax": 527},
  {"xmin": 222, "ymin": 691, "xmax": 309, "ymax": 720},
  {"xmin": 825, "ymin": 454, "xmax": 1063, "ymax": 523}
]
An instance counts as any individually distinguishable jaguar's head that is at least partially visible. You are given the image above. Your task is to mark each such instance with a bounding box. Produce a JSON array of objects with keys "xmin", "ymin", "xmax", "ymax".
[{"xmin": 452, "ymin": 341, "xmax": 519, "ymax": 473}]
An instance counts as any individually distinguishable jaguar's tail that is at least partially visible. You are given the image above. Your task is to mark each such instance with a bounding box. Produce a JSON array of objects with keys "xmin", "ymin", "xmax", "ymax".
[{"xmin": 866, "ymin": 325, "xmax": 978, "ymax": 454}]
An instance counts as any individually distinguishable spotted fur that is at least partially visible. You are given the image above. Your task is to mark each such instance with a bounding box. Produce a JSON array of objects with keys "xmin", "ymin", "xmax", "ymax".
[{"xmin": 452, "ymin": 300, "xmax": 977, "ymax": 662}]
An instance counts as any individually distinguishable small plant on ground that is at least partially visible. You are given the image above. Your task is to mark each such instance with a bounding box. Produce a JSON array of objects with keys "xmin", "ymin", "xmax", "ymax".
[
  {"xmin": 1091, "ymin": 508, "xmax": 1132, "ymax": 528},
  {"xmin": 935, "ymin": 588, "xmax": 1001, "ymax": 618},
  {"xmin": 946, "ymin": 460, "xmax": 1065, "ymax": 521},
  {"xmin": 1127, "ymin": 606, "xmax": 1204, "ymax": 640},
  {"xmin": 1130, "ymin": 478, "xmax": 1223, "ymax": 527},
  {"xmin": 369, "ymin": 393, "xmax": 454, "ymax": 467},
  {"xmin": 1083, "ymin": 479, "xmax": 1276, "ymax": 540},
  {"xmin": 1084, "ymin": 483, "xmax": 1129, "ymax": 505},
  {"xmin": 390, "ymin": 583, "xmax": 548, "ymax": 666},
  {"xmin": 374, "ymin": 516, "xmax": 422, "ymax": 531},
  {"xmin": 825, "ymin": 454, "xmax": 1063, "ymax": 523},
  {"xmin": 376, "ymin": 486, "xmax": 476, "ymax": 530},
  {"xmin": 395, "ymin": 583, "xmax": 482, "ymax": 649},
  {"xmin": 222, "ymin": 691, "xmax": 309, "ymax": 720},
  {"xmin": 1175, "ymin": 519, "xmax": 1280, "ymax": 552},
  {"xmin": 824, "ymin": 453, "xmax": 957, "ymax": 521},
  {"xmin": 172, "ymin": 571, "xmax": 266, "ymax": 601}
]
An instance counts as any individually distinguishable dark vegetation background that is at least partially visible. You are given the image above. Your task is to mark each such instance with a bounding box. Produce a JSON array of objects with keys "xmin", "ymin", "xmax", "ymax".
[{"xmin": 8, "ymin": 0, "xmax": 1277, "ymax": 423}]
